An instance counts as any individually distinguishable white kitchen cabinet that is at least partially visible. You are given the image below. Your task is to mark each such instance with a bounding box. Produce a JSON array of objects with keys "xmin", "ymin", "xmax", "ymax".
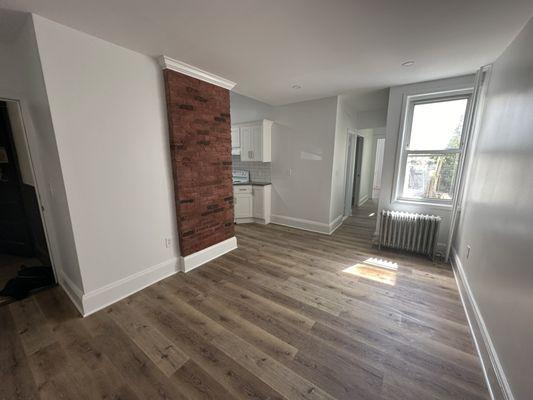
[
  {"xmin": 231, "ymin": 127, "xmax": 240, "ymax": 155},
  {"xmin": 239, "ymin": 126, "xmax": 253, "ymax": 161},
  {"xmin": 234, "ymin": 184, "xmax": 271, "ymax": 224},
  {"xmin": 235, "ymin": 119, "xmax": 272, "ymax": 162},
  {"xmin": 252, "ymin": 185, "xmax": 271, "ymax": 224},
  {"xmin": 233, "ymin": 185, "xmax": 252, "ymax": 220}
]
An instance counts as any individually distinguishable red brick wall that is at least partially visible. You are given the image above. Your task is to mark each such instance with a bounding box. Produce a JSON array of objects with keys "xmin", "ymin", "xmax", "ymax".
[{"xmin": 163, "ymin": 69, "xmax": 234, "ymax": 256}]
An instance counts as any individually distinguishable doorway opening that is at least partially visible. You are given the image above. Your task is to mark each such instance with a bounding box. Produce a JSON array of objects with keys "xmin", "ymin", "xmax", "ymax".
[
  {"xmin": 0, "ymin": 100, "xmax": 54, "ymax": 307},
  {"xmin": 352, "ymin": 135, "xmax": 364, "ymax": 208},
  {"xmin": 344, "ymin": 133, "xmax": 366, "ymax": 216},
  {"xmin": 371, "ymin": 137, "xmax": 386, "ymax": 200}
]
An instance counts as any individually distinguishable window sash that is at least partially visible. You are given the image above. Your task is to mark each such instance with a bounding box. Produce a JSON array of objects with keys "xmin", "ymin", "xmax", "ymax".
[
  {"xmin": 406, "ymin": 95, "xmax": 470, "ymax": 151},
  {"xmin": 395, "ymin": 91, "xmax": 472, "ymax": 205},
  {"xmin": 399, "ymin": 151, "xmax": 461, "ymax": 203}
]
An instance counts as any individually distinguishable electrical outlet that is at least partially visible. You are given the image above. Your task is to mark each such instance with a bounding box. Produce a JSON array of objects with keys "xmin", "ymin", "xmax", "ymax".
[
  {"xmin": 466, "ymin": 245, "xmax": 471, "ymax": 259},
  {"xmin": 164, "ymin": 238, "xmax": 171, "ymax": 248}
]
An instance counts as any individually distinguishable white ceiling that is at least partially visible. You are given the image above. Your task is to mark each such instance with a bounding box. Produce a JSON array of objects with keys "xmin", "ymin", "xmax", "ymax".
[{"xmin": 1, "ymin": 0, "xmax": 532, "ymax": 105}]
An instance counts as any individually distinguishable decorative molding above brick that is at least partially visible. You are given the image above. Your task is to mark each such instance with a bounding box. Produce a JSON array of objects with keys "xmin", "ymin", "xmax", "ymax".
[{"xmin": 158, "ymin": 55, "xmax": 236, "ymax": 90}]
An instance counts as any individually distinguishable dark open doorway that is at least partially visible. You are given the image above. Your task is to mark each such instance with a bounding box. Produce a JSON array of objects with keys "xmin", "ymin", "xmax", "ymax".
[
  {"xmin": 351, "ymin": 135, "xmax": 364, "ymax": 208},
  {"xmin": 0, "ymin": 100, "xmax": 54, "ymax": 306}
]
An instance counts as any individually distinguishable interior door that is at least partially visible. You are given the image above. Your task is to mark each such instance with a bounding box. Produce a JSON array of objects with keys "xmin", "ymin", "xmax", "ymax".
[
  {"xmin": 0, "ymin": 102, "xmax": 34, "ymax": 255},
  {"xmin": 352, "ymin": 135, "xmax": 364, "ymax": 208}
]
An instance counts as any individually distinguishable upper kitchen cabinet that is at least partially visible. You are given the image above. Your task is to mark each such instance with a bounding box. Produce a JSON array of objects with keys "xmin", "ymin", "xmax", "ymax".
[
  {"xmin": 231, "ymin": 127, "xmax": 240, "ymax": 155},
  {"xmin": 233, "ymin": 119, "xmax": 273, "ymax": 162}
]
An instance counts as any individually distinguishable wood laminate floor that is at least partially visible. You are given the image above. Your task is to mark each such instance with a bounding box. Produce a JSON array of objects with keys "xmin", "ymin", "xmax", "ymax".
[{"xmin": 1, "ymin": 201, "xmax": 490, "ymax": 399}]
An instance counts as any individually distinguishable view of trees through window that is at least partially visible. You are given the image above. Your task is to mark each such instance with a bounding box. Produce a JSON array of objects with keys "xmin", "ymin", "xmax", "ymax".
[{"xmin": 401, "ymin": 97, "xmax": 467, "ymax": 201}]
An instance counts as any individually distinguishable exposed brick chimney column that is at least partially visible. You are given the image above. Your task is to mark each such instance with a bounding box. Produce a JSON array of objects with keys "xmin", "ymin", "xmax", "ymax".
[{"xmin": 160, "ymin": 58, "xmax": 236, "ymax": 265}]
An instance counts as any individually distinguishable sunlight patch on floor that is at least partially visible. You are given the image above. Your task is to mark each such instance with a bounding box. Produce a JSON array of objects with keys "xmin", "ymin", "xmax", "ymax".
[
  {"xmin": 363, "ymin": 257, "xmax": 398, "ymax": 271},
  {"xmin": 343, "ymin": 258, "xmax": 398, "ymax": 285}
]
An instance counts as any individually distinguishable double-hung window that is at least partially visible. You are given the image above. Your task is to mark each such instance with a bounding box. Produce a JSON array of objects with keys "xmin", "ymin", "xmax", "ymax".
[{"xmin": 395, "ymin": 91, "xmax": 471, "ymax": 205}]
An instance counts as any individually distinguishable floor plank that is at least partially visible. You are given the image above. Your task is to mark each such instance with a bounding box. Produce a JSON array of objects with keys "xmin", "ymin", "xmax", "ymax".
[
  {"xmin": 107, "ymin": 300, "xmax": 189, "ymax": 377},
  {"xmin": 0, "ymin": 306, "xmax": 40, "ymax": 400}
]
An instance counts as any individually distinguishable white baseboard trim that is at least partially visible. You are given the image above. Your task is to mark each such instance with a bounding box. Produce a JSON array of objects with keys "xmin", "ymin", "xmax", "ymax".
[
  {"xmin": 270, "ymin": 214, "xmax": 346, "ymax": 235},
  {"xmin": 235, "ymin": 217, "xmax": 269, "ymax": 225},
  {"xmin": 58, "ymin": 272, "xmax": 84, "ymax": 316},
  {"xmin": 451, "ymin": 248, "xmax": 514, "ymax": 400},
  {"xmin": 61, "ymin": 238, "xmax": 237, "ymax": 317},
  {"xmin": 235, "ymin": 217, "xmax": 255, "ymax": 224},
  {"xmin": 180, "ymin": 236, "xmax": 237, "ymax": 273},
  {"xmin": 81, "ymin": 257, "xmax": 179, "ymax": 317},
  {"xmin": 329, "ymin": 214, "xmax": 346, "ymax": 234},
  {"xmin": 358, "ymin": 194, "xmax": 369, "ymax": 207},
  {"xmin": 271, "ymin": 214, "xmax": 330, "ymax": 235}
]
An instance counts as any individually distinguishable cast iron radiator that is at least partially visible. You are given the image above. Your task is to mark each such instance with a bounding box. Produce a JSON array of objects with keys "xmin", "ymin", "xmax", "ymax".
[{"xmin": 378, "ymin": 210, "xmax": 441, "ymax": 260}]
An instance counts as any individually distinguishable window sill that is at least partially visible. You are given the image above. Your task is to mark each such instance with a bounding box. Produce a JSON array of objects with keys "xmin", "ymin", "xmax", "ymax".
[{"xmin": 392, "ymin": 199, "xmax": 452, "ymax": 212}]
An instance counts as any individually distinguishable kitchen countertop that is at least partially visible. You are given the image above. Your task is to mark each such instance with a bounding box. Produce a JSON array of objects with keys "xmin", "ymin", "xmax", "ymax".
[{"xmin": 233, "ymin": 182, "xmax": 272, "ymax": 186}]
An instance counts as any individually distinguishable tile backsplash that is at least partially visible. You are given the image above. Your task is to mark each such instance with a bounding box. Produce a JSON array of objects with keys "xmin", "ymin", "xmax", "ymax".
[{"xmin": 232, "ymin": 156, "xmax": 271, "ymax": 183}]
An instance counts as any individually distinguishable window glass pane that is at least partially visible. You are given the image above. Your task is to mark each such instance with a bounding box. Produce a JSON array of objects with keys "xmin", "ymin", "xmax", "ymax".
[
  {"xmin": 409, "ymin": 98, "xmax": 468, "ymax": 150},
  {"xmin": 402, "ymin": 153, "xmax": 459, "ymax": 201}
]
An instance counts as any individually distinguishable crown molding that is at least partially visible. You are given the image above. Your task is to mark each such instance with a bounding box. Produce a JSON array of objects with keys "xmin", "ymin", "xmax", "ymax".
[{"xmin": 158, "ymin": 55, "xmax": 236, "ymax": 90}]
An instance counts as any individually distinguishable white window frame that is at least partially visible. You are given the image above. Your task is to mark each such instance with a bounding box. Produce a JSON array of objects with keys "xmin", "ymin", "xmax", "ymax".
[{"xmin": 393, "ymin": 89, "xmax": 473, "ymax": 208}]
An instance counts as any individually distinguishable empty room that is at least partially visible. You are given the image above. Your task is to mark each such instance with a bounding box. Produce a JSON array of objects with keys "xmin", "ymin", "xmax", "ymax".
[{"xmin": 0, "ymin": 1, "xmax": 532, "ymax": 399}]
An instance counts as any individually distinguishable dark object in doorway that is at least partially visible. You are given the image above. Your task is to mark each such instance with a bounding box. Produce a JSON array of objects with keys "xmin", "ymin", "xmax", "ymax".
[{"xmin": 0, "ymin": 266, "xmax": 54, "ymax": 300}]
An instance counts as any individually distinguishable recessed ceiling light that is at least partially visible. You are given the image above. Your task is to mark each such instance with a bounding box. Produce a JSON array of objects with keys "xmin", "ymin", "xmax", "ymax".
[
  {"xmin": 401, "ymin": 60, "xmax": 415, "ymax": 67},
  {"xmin": 291, "ymin": 84, "xmax": 302, "ymax": 89}
]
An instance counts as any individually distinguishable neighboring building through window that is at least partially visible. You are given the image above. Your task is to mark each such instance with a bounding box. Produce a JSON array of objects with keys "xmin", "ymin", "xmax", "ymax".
[{"xmin": 396, "ymin": 93, "xmax": 471, "ymax": 204}]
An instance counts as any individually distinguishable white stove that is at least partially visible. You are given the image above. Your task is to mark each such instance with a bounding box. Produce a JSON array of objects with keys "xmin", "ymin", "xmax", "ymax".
[{"xmin": 232, "ymin": 169, "xmax": 250, "ymax": 184}]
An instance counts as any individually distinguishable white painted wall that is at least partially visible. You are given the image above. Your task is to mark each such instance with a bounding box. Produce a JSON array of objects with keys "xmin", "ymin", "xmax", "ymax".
[
  {"xmin": 32, "ymin": 16, "xmax": 179, "ymax": 301},
  {"xmin": 230, "ymin": 92, "xmax": 274, "ymax": 124},
  {"xmin": 271, "ymin": 97, "xmax": 338, "ymax": 228},
  {"xmin": 453, "ymin": 18, "xmax": 533, "ymax": 400},
  {"xmin": 6, "ymin": 101, "xmax": 34, "ymax": 186},
  {"xmin": 356, "ymin": 109, "xmax": 387, "ymax": 129},
  {"xmin": 376, "ymin": 75, "xmax": 475, "ymax": 250},
  {"xmin": 344, "ymin": 88, "xmax": 389, "ymax": 130},
  {"xmin": 0, "ymin": 14, "xmax": 84, "ymax": 294},
  {"xmin": 329, "ymin": 95, "xmax": 357, "ymax": 223}
]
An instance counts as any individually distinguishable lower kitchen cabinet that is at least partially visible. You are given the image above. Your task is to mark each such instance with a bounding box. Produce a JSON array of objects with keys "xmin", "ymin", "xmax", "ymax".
[
  {"xmin": 233, "ymin": 184, "xmax": 271, "ymax": 224},
  {"xmin": 252, "ymin": 185, "xmax": 271, "ymax": 224},
  {"xmin": 234, "ymin": 185, "xmax": 253, "ymax": 219}
]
